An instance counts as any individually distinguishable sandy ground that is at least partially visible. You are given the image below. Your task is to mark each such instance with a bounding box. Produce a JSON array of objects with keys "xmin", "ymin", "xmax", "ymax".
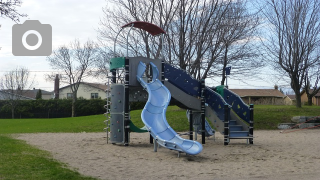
[{"xmin": 15, "ymin": 130, "xmax": 320, "ymax": 180}]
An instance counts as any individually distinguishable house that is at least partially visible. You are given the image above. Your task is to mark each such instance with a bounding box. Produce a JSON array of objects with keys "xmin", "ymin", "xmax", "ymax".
[
  {"xmin": 287, "ymin": 95, "xmax": 296, "ymax": 105},
  {"xmin": 301, "ymin": 89, "xmax": 320, "ymax": 106},
  {"xmin": 229, "ymin": 88, "xmax": 287, "ymax": 105},
  {"xmin": 22, "ymin": 89, "xmax": 52, "ymax": 100},
  {"xmin": 0, "ymin": 90, "xmax": 35, "ymax": 100},
  {"xmin": 0, "ymin": 89, "xmax": 52, "ymax": 100},
  {"xmin": 58, "ymin": 82, "xmax": 109, "ymax": 99}
]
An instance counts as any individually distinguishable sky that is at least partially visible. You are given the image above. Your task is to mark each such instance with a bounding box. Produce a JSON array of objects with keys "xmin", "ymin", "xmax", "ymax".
[
  {"xmin": 0, "ymin": 0, "xmax": 106, "ymax": 91},
  {"xmin": 0, "ymin": 0, "xmax": 291, "ymax": 92}
]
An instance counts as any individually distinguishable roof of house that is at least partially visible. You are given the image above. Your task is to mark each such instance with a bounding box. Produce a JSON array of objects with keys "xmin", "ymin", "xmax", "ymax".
[
  {"xmin": 229, "ymin": 89, "xmax": 285, "ymax": 98},
  {"xmin": 1, "ymin": 89, "xmax": 51, "ymax": 99},
  {"xmin": 287, "ymin": 95, "xmax": 296, "ymax": 100},
  {"xmin": 59, "ymin": 82, "xmax": 108, "ymax": 91},
  {"xmin": 22, "ymin": 89, "xmax": 52, "ymax": 99},
  {"xmin": 0, "ymin": 90, "xmax": 36, "ymax": 100},
  {"xmin": 301, "ymin": 89, "xmax": 320, "ymax": 97}
]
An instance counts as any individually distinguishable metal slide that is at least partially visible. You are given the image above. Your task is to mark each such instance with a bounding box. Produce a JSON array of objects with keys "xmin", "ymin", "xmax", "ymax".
[{"xmin": 137, "ymin": 61, "xmax": 203, "ymax": 155}]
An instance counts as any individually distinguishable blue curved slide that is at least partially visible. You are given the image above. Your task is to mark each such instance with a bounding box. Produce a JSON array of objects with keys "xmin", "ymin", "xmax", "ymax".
[{"xmin": 137, "ymin": 61, "xmax": 203, "ymax": 155}]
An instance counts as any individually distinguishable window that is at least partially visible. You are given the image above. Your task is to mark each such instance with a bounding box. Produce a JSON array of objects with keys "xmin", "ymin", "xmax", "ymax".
[
  {"xmin": 67, "ymin": 93, "xmax": 73, "ymax": 99},
  {"xmin": 91, "ymin": 93, "xmax": 99, "ymax": 99}
]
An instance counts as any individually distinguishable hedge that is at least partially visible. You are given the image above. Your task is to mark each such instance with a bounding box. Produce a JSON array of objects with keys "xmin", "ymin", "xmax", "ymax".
[
  {"xmin": 0, "ymin": 99, "xmax": 147, "ymax": 119},
  {"xmin": 0, "ymin": 99, "xmax": 105, "ymax": 118}
]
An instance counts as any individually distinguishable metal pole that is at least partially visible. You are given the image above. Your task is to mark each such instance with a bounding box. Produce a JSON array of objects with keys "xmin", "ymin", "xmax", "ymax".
[
  {"xmin": 201, "ymin": 79, "xmax": 205, "ymax": 144},
  {"xmin": 113, "ymin": 28, "xmax": 124, "ymax": 57},
  {"xmin": 161, "ymin": 60, "xmax": 164, "ymax": 83},
  {"xmin": 226, "ymin": 75, "xmax": 228, "ymax": 89},
  {"xmin": 112, "ymin": 70, "xmax": 116, "ymax": 83},
  {"xmin": 189, "ymin": 110, "xmax": 193, "ymax": 140},
  {"xmin": 249, "ymin": 104, "xmax": 254, "ymax": 144},
  {"xmin": 124, "ymin": 58, "xmax": 130, "ymax": 146},
  {"xmin": 126, "ymin": 24, "xmax": 134, "ymax": 58},
  {"xmin": 150, "ymin": 135, "xmax": 153, "ymax": 144},
  {"xmin": 224, "ymin": 104, "xmax": 230, "ymax": 145}
]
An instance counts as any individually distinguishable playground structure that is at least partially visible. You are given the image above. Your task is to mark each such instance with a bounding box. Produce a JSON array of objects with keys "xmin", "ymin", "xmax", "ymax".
[{"xmin": 104, "ymin": 21, "xmax": 254, "ymax": 155}]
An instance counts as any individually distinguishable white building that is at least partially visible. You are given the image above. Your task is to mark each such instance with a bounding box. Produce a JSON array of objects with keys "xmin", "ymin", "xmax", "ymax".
[{"xmin": 58, "ymin": 82, "xmax": 108, "ymax": 99}]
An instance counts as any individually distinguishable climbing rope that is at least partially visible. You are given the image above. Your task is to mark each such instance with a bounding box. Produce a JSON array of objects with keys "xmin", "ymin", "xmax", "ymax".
[{"xmin": 280, "ymin": 115, "xmax": 320, "ymax": 134}]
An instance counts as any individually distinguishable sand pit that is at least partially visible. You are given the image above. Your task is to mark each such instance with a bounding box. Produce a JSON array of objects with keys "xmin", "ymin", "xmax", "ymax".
[{"xmin": 15, "ymin": 130, "xmax": 320, "ymax": 180}]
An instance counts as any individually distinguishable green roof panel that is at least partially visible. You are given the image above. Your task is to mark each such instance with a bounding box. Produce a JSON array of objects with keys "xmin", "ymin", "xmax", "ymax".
[{"xmin": 110, "ymin": 57, "xmax": 126, "ymax": 70}]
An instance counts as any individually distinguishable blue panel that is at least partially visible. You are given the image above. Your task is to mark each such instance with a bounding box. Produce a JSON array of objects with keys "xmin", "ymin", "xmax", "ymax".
[
  {"xmin": 224, "ymin": 88, "xmax": 250, "ymax": 124},
  {"xmin": 142, "ymin": 110, "xmax": 162, "ymax": 126},
  {"xmin": 137, "ymin": 61, "xmax": 203, "ymax": 155},
  {"xmin": 181, "ymin": 140, "xmax": 194, "ymax": 149},
  {"xmin": 151, "ymin": 118, "xmax": 168, "ymax": 133},
  {"xmin": 229, "ymin": 131, "xmax": 249, "ymax": 137},
  {"xmin": 145, "ymin": 102, "xmax": 164, "ymax": 114},
  {"xmin": 150, "ymin": 62, "xmax": 159, "ymax": 81},
  {"xmin": 150, "ymin": 86, "xmax": 170, "ymax": 106},
  {"xmin": 148, "ymin": 80, "xmax": 162, "ymax": 91},
  {"xmin": 163, "ymin": 63, "xmax": 201, "ymax": 97},
  {"xmin": 157, "ymin": 128, "xmax": 176, "ymax": 141},
  {"xmin": 205, "ymin": 87, "xmax": 228, "ymax": 121},
  {"xmin": 170, "ymin": 136, "xmax": 184, "ymax": 145}
]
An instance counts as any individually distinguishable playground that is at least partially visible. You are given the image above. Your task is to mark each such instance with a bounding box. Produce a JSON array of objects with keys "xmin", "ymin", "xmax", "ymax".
[
  {"xmin": 8, "ymin": 21, "xmax": 320, "ymax": 179},
  {"xmin": 104, "ymin": 21, "xmax": 253, "ymax": 157},
  {"xmin": 16, "ymin": 130, "xmax": 320, "ymax": 180}
]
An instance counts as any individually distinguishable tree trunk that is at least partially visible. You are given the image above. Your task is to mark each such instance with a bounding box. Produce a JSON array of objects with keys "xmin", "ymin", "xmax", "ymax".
[
  {"xmin": 295, "ymin": 93, "xmax": 302, "ymax": 108},
  {"xmin": 221, "ymin": 44, "xmax": 228, "ymax": 86},
  {"xmin": 11, "ymin": 107, "xmax": 15, "ymax": 119},
  {"xmin": 72, "ymin": 94, "xmax": 77, "ymax": 117},
  {"xmin": 221, "ymin": 73, "xmax": 226, "ymax": 85},
  {"xmin": 72, "ymin": 98, "xmax": 75, "ymax": 117},
  {"xmin": 308, "ymin": 96, "xmax": 313, "ymax": 106}
]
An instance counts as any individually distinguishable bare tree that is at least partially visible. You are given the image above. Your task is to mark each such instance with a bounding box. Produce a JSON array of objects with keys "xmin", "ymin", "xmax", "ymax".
[
  {"xmin": 0, "ymin": 67, "xmax": 34, "ymax": 118},
  {"xmin": 205, "ymin": 0, "xmax": 261, "ymax": 84},
  {"xmin": 304, "ymin": 66, "xmax": 320, "ymax": 105},
  {"xmin": 261, "ymin": 0, "xmax": 320, "ymax": 108},
  {"xmin": 98, "ymin": 0, "xmax": 262, "ymax": 82},
  {"xmin": 0, "ymin": 0, "xmax": 27, "ymax": 22},
  {"xmin": 46, "ymin": 39, "xmax": 98, "ymax": 117}
]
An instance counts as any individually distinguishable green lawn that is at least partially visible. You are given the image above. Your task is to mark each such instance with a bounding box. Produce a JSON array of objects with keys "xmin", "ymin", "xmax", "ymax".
[
  {"xmin": 1, "ymin": 105, "xmax": 319, "ymax": 134},
  {"xmin": 254, "ymin": 105, "xmax": 320, "ymax": 129},
  {"xmin": 0, "ymin": 105, "xmax": 319, "ymax": 180},
  {"xmin": 0, "ymin": 135, "xmax": 97, "ymax": 180},
  {"xmin": 0, "ymin": 115, "xmax": 104, "ymax": 134}
]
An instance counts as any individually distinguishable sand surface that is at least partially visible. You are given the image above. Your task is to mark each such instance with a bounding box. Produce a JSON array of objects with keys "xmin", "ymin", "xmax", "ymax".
[{"xmin": 15, "ymin": 130, "xmax": 320, "ymax": 180}]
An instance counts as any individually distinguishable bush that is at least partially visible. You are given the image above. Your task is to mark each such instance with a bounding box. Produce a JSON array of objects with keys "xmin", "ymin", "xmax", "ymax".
[{"xmin": 0, "ymin": 99, "xmax": 106, "ymax": 118}]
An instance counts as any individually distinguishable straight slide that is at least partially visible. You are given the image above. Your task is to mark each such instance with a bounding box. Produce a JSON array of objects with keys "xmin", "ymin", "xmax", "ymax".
[{"xmin": 137, "ymin": 61, "xmax": 203, "ymax": 155}]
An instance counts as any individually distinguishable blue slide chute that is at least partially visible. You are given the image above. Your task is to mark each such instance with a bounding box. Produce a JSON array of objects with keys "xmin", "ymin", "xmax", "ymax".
[{"xmin": 137, "ymin": 61, "xmax": 203, "ymax": 155}]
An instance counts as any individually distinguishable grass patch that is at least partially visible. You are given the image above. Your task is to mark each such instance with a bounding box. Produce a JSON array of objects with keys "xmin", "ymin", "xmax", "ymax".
[
  {"xmin": 254, "ymin": 105, "xmax": 320, "ymax": 129},
  {"xmin": 0, "ymin": 115, "xmax": 104, "ymax": 134},
  {"xmin": 0, "ymin": 105, "xmax": 319, "ymax": 179},
  {"xmin": 130, "ymin": 106, "xmax": 189, "ymax": 132},
  {"xmin": 1, "ymin": 105, "xmax": 319, "ymax": 133},
  {"xmin": 0, "ymin": 135, "xmax": 97, "ymax": 180}
]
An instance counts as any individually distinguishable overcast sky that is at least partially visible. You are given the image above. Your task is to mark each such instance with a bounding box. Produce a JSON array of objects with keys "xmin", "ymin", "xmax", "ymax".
[
  {"xmin": 0, "ymin": 0, "xmax": 106, "ymax": 91},
  {"xmin": 0, "ymin": 0, "xmax": 290, "ymax": 92}
]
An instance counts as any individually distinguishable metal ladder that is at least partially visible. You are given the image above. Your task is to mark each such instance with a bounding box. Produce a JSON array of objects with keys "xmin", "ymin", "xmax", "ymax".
[{"xmin": 103, "ymin": 78, "xmax": 111, "ymax": 144}]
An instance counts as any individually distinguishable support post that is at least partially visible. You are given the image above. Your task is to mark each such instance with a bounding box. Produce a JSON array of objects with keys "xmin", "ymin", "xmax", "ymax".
[
  {"xmin": 124, "ymin": 58, "xmax": 130, "ymax": 146},
  {"xmin": 112, "ymin": 70, "xmax": 116, "ymax": 83},
  {"xmin": 161, "ymin": 60, "xmax": 165, "ymax": 84},
  {"xmin": 150, "ymin": 135, "xmax": 153, "ymax": 144},
  {"xmin": 189, "ymin": 110, "xmax": 193, "ymax": 140},
  {"xmin": 249, "ymin": 104, "xmax": 254, "ymax": 144},
  {"xmin": 201, "ymin": 79, "xmax": 205, "ymax": 144},
  {"xmin": 224, "ymin": 104, "xmax": 230, "ymax": 145},
  {"xmin": 154, "ymin": 140, "xmax": 158, "ymax": 152}
]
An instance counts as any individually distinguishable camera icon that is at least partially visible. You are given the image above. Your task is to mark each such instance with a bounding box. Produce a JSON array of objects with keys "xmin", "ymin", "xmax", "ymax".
[{"xmin": 12, "ymin": 20, "xmax": 52, "ymax": 56}]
